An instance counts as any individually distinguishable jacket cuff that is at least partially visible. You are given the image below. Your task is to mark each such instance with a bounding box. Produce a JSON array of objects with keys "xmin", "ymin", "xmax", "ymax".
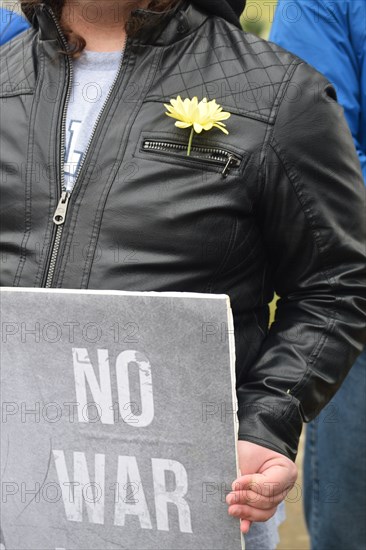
[{"xmin": 237, "ymin": 398, "xmax": 303, "ymax": 462}]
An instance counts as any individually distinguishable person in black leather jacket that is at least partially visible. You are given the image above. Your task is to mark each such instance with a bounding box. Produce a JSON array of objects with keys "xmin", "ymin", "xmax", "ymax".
[{"xmin": 0, "ymin": 0, "xmax": 365, "ymax": 537}]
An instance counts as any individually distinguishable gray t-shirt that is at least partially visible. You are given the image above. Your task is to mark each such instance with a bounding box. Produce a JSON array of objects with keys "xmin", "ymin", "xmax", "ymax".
[{"xmin": 64, "ymin": 49, "xmax": 123, "ymax": 193}]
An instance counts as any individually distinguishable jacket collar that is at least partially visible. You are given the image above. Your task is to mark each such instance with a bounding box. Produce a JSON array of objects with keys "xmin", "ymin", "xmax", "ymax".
[{"xmin": 27, "ymin": 1, "xmax": 211, "ymax": 47}]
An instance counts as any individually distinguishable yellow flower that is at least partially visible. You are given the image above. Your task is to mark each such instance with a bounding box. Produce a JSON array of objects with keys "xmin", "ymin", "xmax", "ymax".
[{"xmin": 164, "ymin": 96, "xmax": 231, "ymax": 155}]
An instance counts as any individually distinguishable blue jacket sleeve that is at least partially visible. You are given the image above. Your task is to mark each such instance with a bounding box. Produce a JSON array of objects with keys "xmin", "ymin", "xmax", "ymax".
[
  {"xmin": 270, "ymin": 0, "xmax": 366, "ymax": 184},
  {"xmin": 0, "ymin": 8, "xmax": 30, "ymax": 46}
]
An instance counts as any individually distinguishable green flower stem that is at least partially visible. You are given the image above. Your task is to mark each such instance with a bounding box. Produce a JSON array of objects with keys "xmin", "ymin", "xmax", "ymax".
[{"xmin": 187, "ymin": 127, "xmax": 195, "ymax": 156}]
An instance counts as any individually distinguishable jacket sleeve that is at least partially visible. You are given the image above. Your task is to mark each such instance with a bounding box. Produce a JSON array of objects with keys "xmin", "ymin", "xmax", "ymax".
[
  {"xmin": 237, "ymin": 61, "xmax": 366, "ymax": 461},
  {"xmin": 270, "ymin": 0, "xmax": 366, "ymax": 183}
]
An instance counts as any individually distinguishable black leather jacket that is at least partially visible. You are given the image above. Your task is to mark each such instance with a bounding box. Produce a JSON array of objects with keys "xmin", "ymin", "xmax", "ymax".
[{"xmin": 1, "ymin": 2, "xmax": 365, "ymax": 460}]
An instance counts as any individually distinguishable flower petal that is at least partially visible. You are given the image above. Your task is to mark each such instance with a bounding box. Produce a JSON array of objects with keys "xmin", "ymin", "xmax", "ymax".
[
  {"xmin": 170, "ymin": 96, "xmax": 189, "ymax": 120},
  {"xmin": 215, "ymin": 111, "xmax": 231, "ymax": 121},
  {"xmin": 164, "ymin": 104, "xmax": 177, "ymax": 114},
  {"xmin": 213, "ymin": 123, "xmax": 229, "ymax": 135},
  {"xmin": 175, "ymin": 121, "xmax": 192, "ymax": 128},
  {"xmin": 193, "ymin": 122, "xmax": 204, "ymax": 133}
]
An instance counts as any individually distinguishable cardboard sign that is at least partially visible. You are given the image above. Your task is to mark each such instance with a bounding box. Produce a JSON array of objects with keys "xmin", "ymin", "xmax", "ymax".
[{"xmin": 0, "ymin": 288, "xmax": 243, "ymax": 550}]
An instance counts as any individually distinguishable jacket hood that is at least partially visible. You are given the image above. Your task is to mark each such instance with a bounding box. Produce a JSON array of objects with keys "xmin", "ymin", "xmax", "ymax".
[{"xmin": 193, "ymin": 0, "xmax": 246, "ymax": 27}]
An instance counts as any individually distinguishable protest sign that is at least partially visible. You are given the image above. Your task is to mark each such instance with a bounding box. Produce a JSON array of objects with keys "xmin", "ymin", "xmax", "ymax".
[{"xmin": 0, "ymin": 288, "xmax": 243, "ymax": 549}]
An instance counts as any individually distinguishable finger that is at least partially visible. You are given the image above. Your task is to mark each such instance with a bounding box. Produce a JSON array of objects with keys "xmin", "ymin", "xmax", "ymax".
[
  {"xmin": 240, "ymin": 519, "xmax": 252, "ymax": 534},
  {"xmin": 232, "ymin": 470, "xmax": 296, "ymax": 496},
  {"xmin": 226, "ymin": 488, "xmax": 286, "ymax": 510},
  {"xmin": 235, "ymin": 461, "xmax": 298, "ymax": 485},
  {"xmin": 228, "ymin": 503, "xmax": 278, "ymax": 523}
]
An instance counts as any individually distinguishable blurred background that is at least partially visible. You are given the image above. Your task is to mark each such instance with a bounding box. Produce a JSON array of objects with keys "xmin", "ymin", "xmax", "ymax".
[
  {"xmin": 242, "ymin": 0, "xmax": 278, "ymax": 38},
  {"xmin": 0, "ymin": 0, "xmax": 309, "ymax": 548}
]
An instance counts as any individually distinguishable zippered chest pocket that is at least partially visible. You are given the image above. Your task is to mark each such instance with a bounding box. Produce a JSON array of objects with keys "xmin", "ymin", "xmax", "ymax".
[{"xmin": 138, "ymin": 133, "xmax": 245, "ymax": 178}]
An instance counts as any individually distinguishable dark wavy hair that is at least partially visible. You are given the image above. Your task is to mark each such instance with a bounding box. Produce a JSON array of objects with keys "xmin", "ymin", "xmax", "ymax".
[{"xmin": 20, "ymin": 0, "xmax": 182, "ymax": 55}]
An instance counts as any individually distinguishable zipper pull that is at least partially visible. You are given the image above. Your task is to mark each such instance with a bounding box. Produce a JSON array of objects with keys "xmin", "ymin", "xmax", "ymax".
[
  {"xmin": 222, "ymin": 155, "xmax": 240, "ymax": 178},
  {"xmin": 53, "ymin": 191, "xmax": 70, "ymax": 225}
]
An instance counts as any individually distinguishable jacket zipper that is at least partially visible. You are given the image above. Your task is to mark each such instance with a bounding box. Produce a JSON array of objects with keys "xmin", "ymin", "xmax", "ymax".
[
  {"xmin": 142, "ymin": 139, "xmax": 241, "ymax": 178},
  {"xmin": 43, "ymin": 9, "xmax": 127, "ymax": 288},
  {"xmin": 43, "ymin": 7, "xmax": 73, "ymax": 288}
]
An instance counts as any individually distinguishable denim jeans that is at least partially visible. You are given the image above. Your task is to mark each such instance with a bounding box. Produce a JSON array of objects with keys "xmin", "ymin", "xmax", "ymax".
[{"xmin": 304, "ymin": 347, "xmax": 366, "ymax": 550}]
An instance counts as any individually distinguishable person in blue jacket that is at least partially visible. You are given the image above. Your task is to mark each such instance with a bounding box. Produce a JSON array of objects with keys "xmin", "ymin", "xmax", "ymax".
[
  {"xmin": 0, "ymin": 6, "xmax": 29, "ymax": 46},
  {"xmin": 270, "ymin": 2, "xmax": 366, "ymax": 549}
]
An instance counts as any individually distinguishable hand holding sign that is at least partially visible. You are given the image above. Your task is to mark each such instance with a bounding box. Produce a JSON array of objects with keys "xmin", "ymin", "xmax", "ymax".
[{"xmin": 226, "ymin": 441, "xmax": 298, "ymax": 533}]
